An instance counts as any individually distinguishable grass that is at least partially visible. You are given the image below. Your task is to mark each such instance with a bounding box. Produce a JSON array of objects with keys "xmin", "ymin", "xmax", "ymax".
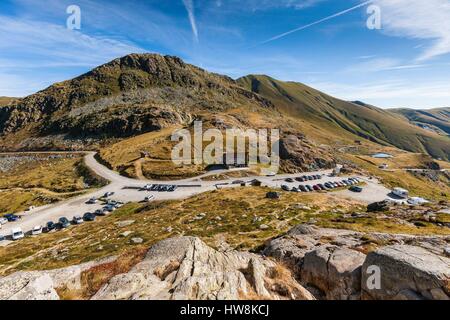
[
  {"xmin": 0, "ymin": 155, "xmax": 107, "ymax": 214},
  {"xmin": 1, "ymin": 187, "xmax": 448, "ymax": 276}
]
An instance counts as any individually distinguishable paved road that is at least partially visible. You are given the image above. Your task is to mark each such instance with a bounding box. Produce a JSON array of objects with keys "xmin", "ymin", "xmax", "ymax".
[{"xmin": 0, "ymin": 152, "xmax": 391, "ymax": 244}]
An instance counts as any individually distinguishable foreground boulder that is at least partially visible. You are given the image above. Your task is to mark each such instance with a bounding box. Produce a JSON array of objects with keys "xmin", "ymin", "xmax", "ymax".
[
  {"xmin": 264, "ymin": 224, "xmax": 450, "ymax": 300},
  {"xmin": 361, "ymin": 245, "xmax": 450, "ymax": 300},
  {"xmin": 301, "ymin": 246, "xmax": 366, "ymax": 300},
  {"xmin": 92, "ymin": 237, "xmax": 313, "ymax": 300}
]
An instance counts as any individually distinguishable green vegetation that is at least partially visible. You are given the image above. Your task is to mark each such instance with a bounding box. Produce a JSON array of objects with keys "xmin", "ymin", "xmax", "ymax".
[
  {"xmin": 0, "ymin": 155, "xmax": 106, "ymax": 214},
  {"xmin": 1, "ymin": 187, "xmax": 448, "ymax": 276},
  {"xmin": 238, "ymin": 75, "xmax": 450, "ymax": 161}
]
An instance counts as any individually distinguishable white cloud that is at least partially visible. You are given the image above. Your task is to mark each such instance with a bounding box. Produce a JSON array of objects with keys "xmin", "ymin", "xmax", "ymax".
[
  {"xmin": 311, "ymin": 79, "xmax": 450, "ymax": 108},
  {"xmin": 182, "ymin": 0, "xmax": 199, "ymax": 42},
  {"xmin": 372, "ymin": 0, "xmax": 450, "ymax": 61},
  {"xmin": 345, "ymin": 57, "xmax": 427, "ymax": 73}
]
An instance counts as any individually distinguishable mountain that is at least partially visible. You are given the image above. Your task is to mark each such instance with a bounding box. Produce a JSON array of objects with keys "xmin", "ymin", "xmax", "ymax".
[
  {"xmin": 0, "ymin": 53, "xmax": 449, "ymax": 161},
  {"xmin": 389, "ymin": 108, "xmax": 450, "ymax": 136},
  {"xmin": 237, "ymin": 75, "xmax": 450, "ymax": 160},
  {"xmin": 0, "ymin": 97, "xmax": 19, "ymax": 107}
]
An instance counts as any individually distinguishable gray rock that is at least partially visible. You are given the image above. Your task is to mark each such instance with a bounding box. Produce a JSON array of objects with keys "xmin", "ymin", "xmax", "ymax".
[
  {"xmin": 120, "ymin": 231, "xmax": 133, "ymax": 237},
  {"xmin": 301, "ymin": 246, "xmax": 366, "ymax": 300},
  {"xmin": 361, "ymin": 245, "xmax": 450, "ymax": 300},
  {"xmin": 92, "ymin": 237, "xmax": 314, "ymax": 300},
  {"xmin": 131, "ymin": 237, "xmax": 144, "ymax": 244},
  {"xmin": 114, "ymin": 220, "xmax": 135, "ymax": 228}
]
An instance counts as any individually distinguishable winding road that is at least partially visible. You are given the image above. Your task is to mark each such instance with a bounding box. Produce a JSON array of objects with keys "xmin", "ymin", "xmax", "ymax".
[{"xmin": 0, "ymin": 152, "xmax": 391, "ymax": 244}]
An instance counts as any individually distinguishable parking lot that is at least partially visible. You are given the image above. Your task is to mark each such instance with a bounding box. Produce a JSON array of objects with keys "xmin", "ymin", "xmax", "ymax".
[{"xmin": 0, "ymin": 152, "xmax": 393, "ymax": 245}]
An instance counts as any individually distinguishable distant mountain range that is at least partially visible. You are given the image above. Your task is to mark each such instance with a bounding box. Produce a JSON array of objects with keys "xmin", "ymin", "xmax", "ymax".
[
  {"xmin": 389, "ymin": 108, "xmax": 450, "ymax": 136},
  {"xmin": 0, "ymin": 53, "xmax": 448, "ymax": 161}
]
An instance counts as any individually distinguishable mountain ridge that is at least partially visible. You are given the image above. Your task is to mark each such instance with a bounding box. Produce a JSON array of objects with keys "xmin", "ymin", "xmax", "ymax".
[{"xmin": 0, "ymin": 53, "xmax": 449, "ymax": 161}]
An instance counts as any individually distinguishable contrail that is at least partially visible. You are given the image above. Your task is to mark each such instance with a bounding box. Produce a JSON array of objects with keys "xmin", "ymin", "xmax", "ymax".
[
  {"xmin": 182, "ymin": 0, "xmax": 199, "ymax": 42},
  {"xmin": 257, "ymin": 0, "xmax": 374, "ymax": 46}
]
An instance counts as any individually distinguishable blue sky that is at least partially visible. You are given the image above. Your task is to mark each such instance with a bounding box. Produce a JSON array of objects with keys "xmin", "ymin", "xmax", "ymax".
[{"xmin": 1, "ymin": 0, "xmax": 450, "ymax": 109}]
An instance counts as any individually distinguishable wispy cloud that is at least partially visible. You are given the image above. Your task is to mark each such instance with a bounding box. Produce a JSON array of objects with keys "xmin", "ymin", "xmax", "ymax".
[
  {"xmin": 372, "ymin": 0, "xmax": 450, "ymax": 61},
  {"xmin": 182, "ymin": 0, "xmax": 199, "ymax": 42},
  {"xmin": 257, "ymin": 1, "xmax": 373, "ymax": 46},
  {"xmin": 311, "ymin": 79, "xmax": 450, "ymax": 108},
  {"xmin": 345, "ymin": 57, "xmax": 428, "ymax": 73}
]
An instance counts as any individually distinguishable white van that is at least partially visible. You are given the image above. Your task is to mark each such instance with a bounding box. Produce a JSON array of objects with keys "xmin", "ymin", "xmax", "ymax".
[
  {"xmin": 393, "ymin": 187, "xmax": 409, "ymax": 199},
  {"xmin": 11, "ymin": 228, "xmax": 24, "ymax": 240}
]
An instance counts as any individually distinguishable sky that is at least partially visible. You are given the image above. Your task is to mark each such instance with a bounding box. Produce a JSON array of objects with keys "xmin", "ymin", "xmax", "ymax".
[{"xmin": 1, "ymin": 0, "xmax": 450, "ymax": 109}]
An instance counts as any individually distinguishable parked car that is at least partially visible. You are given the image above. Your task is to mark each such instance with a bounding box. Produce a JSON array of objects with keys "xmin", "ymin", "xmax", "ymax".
[
  {"xmin": 144, "ymin": 195, "xmax": 155, "ymax": 202},
  {"xmin": 168, "ymin": 185, "xmax": 177, "ymax": 192},
  {"xmin": 318, "ymin": 184, "xmax": 327, "ymax": 191},
  {"xmin": 0, "ymin": 217, "xmax": 8, "ymax": 225},
  {"xmin": 324, "ymin": 182, "xmax": 333, "ymax": 189},
  {"xmin": 313, "ymin": 185, "xmax": 321, "ymax": 191},
  {"xmin": 104, "ymin": 205, "xmax": 116, "ymax": 212},
  {"xmin": 349, "ymin": 186, "xmax": 363, "ymax": 193},
  {"xmin": 83, "ymin": 212, "xmax": 96, "ymax": 221},
  {"xmin": 58, "ymin": 217, "xmax": 71, "ymax": 228},
  {"xmin": 4, "ymin": 214, "xmax": 20, "ymax": 222},
  {"xmin": 11, "ymin": 228, "xmax": 24, "ymax": 240},
  {"xmin": 73, "ymin": 215, "xmax": 84, "ymax": 224},
  {"xmin": 298, "ymin": 185, "xmax": 307, "ymax": 192},
  {"xmin": 285, "ymin": 178, "xmax": 294, "ymax": 183},
  {"xmin": 94, "ymin": 208, "xmax": 106, "ymax": 216},
  {"xmin": 393, "ymin": 187, "xmax": 409, "ymax": 199},
  {"xmin": 281, "ymin": 185, "xmax": 291, "ymax": 192},
  {"xmin": 103, "ymin": 192, "xmax": 115, "ymax": 198},
  {"xmin": 45, "ymin": 221, "xmax": 56, "ymax": 232},
  {"xmin": 291, "ymin": 187, "xmax": 299, "ymax": 193},
  {"xmin": 0, "ymin": 234, "xmax": 5, "ymax": 241},
  {"xmin": 305, "ymin": 185, "xmax": 314, "ymax": 192},
  {"xmin": 32, "ymin": 225, "xmax": 43, "ymax": 236},
  {"xmin": 86, "ymin": 197, "xmax": 98, "ymax": 204}
]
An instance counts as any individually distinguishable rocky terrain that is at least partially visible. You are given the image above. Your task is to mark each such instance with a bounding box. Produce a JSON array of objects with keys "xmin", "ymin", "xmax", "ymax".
[{"xmin": 1, "ymin": 226, "xmax": 448, "ymax": 300}]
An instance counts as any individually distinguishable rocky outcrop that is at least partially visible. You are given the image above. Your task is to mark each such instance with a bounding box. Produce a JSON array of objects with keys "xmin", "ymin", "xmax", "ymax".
[
  {"xmin": 301, "ymin": 246, "xmax": 366, "ymax": 300},
  {"xmin": 361, "ymin": 245, "xmax": 450, "ymax": 300},
  {"xmin": 264, "ymin": 224, "xmax": 450, "ymax": 300},
  {"xmin": 92, "ymin": 237, "xmax": 313, "ymax": 300},
  {"xmin": 0, "ymin": 237, "xmax": 313, "ymax": 301},
  {"xmin": 279, "ymin": 134, "xmax": 336, "ymax": 172}
]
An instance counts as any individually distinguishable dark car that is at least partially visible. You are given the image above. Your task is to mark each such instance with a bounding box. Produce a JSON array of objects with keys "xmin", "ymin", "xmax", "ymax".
[
  {"xmin": 305, "ymin": 185, "xmax": 314, "ymax": 192},
  {"xmin": 103, "ymin": 192, "xmax": 115, "ymax": 198},
  {"xmin": 291, "ymin": 187, "xmax": 299, "ymax": 193},
  {"xmin": 285, "ymin": 178, "xmax": 294, "ymax": 183},
  {"xmin": 4, "ymin": 214, "xmax": 20, "ymax": 222},
  {"xmin": 168, "ymin": 185, "xmax": 177, "ymax": 192},
  {"xmin": 324, "ymin": 182, "xmax": 333, "ymax": 189},
  {"xmin": 58, "ymin": 217, "xmax": 71, "ymax": 228},
  {"xmin": 299, "ymin": 185, "xmax": 308, "ymax": 192},
  {"xmin": 45, "ymin": 221, "xmax": 56, "ymax": 232},
  {"xmin": 83, "ymin": 212, "xmax": 96, "ymax": 221},
  {"xmin": 281, "ymin": 185, "xmax": 291, "ymax": 192},
  {"xmin": 313, "ymin": 185, "xmax": 321, "ymax": 191},
  {"xmin": 95, "ymin": 208, "xmax": 106, "ymax": 216},
  {"xmin": 295, "ymin": 177, "xmax": 303, "ymax": 182},
  {"xmin": 318, "ymin": 184, "xmax": 327, "ymax": 190},
  {"xmin": 349, "ymin": 186, "xmax": 363, "ymax": 193}
]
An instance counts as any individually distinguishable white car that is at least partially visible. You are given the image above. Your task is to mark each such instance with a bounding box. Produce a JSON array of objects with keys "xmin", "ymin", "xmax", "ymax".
[
  {"xmin": 11, "ymin": 228, "xmax": 24, "ymax": 241},
  {"xmin": 0, "ymin": 217, "xmax": 8, "ymax": 225},
  {"xmin": 144, "ymin": 195, "xmax": 155, "ymax": 202},
  {"xmin": 31, "ymin": 225, "xmax": 43, "ymax": 235},
  {"xmin": 407, "ymin": 197, "xmax": 429, "ymax": 206},
  {"xmin": 73, "ymin": 215, "xmax": 84, "ymax": 224}
]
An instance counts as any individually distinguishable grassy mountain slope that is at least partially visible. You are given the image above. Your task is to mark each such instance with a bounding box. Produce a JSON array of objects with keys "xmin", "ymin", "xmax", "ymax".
[
  {"xmin": 389, "ymin": 108, "xmax": 450, "ymax": 136},
  {"xmin": 238, "ymin": 75, "xmax": 450, "ymax": 160}
]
